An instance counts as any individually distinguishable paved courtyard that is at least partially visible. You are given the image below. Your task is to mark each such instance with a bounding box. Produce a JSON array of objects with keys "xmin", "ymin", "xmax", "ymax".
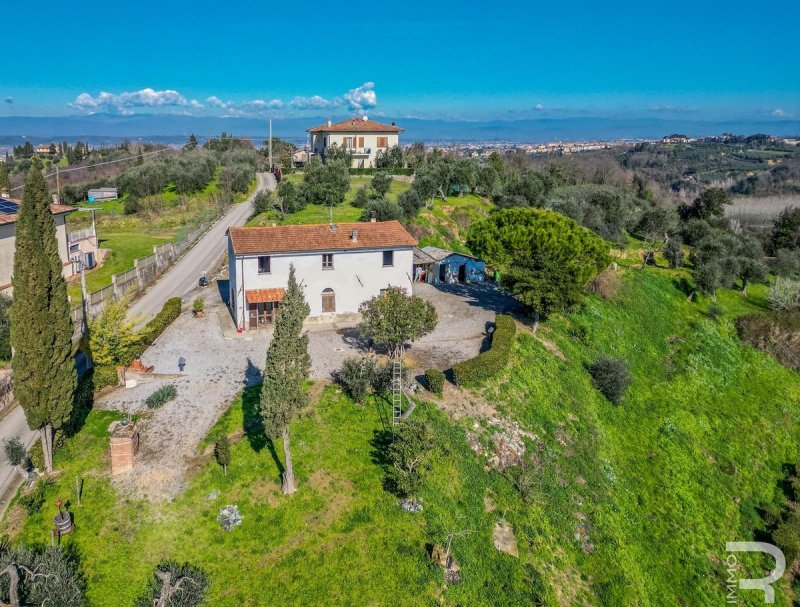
[{"xmin": 97, "ymin": 279, "xmax": 514, "ymax": 500}]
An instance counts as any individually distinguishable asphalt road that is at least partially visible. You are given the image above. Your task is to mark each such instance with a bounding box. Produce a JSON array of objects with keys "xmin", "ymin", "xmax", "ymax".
[
  {"xmin": 129, "ymin": 172, "xmax": 275, "ymax": 320},
  {"xmin": 0, "ymin": 406, "xmax": 37, "ymax": 517}
]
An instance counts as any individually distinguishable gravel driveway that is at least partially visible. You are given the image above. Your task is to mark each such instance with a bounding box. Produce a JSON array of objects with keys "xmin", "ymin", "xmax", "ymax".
[{"xmin": 96, "ymin": 280, "xmax": 512, "ymax": 500}]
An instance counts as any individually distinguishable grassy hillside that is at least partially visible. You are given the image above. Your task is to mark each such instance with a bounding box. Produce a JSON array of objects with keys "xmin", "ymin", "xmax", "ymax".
[
  {"xmin": 411, "ymin": 193, "xmax": 494, "ymax": 253},
  {"xmin": 6, "ymin": 262, "xmax": 799, "ymax": 605},
  {"xmin": 247, "ymin": 175, "xmax": 412, "ymax": 227}
]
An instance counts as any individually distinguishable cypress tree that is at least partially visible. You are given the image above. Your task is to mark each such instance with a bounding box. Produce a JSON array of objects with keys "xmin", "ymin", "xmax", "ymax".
[
  {"xmin": 10, "ymin": 166, "xmax": 76, "ymax": 472},
  {"xmin": 260, "ymin": 265, "xmax": 310, "ymax": 494},
  {"xmin": 0, "ymin": 162, "xmax": 10, "ymax": 194}
]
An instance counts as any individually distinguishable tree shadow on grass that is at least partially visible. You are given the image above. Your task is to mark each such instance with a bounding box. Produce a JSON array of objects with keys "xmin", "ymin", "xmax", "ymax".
[
  {"xmin": 241, "ymin": 359, "xmax": 284, "ymax": 478},
  {"xmin": 369, "ymin": 427, "xmax": 399, "ymax": 495}
]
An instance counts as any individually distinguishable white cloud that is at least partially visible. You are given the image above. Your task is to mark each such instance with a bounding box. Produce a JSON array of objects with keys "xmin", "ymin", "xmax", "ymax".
[
  {"xmin": 71, "ymin": 88, "xmax": 196, "ymax": 112},
  {"xmin": 534, "ymin": 103, "xmax": 544, "ymax": 111},
  {"xmin": 772, "ymin": 108, "xmax": 787, "ymax": 117},
  {"xmin": 205, "ymin": 95, "xmax": 228, "ymax": 109},
  {"xmin": 343, "ymin": 82, "xmax": 377, "ymax": 111},
  {"xmin": 290, "ymin": 94, "xmax": 341, "ymax": 110},
  {"xmin": 204, "ymin": 96, "xmax": 284, "ymax": 115}
]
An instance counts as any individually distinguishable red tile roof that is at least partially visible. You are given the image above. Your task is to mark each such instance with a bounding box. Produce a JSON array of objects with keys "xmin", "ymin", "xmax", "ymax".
[
  {"xmin": 0, "ymin": 197, "xmax": 75, "ymax": 226},
  {"xmin": 246, "ymin": 288, "xmax": 285, "ymax": 303},
  {"xmin": 307, "ymin": 117, "xmax": 403, "ymax": 133},
  {"xmin": 229, "ymin": 221, "xmax": 417, "ymax": 256}
]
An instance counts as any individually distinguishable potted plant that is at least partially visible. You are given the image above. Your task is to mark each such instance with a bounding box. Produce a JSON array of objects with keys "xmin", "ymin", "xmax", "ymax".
[{"xmin": 192, "ymin": 297, "xmax": 205, "ymax": 318}]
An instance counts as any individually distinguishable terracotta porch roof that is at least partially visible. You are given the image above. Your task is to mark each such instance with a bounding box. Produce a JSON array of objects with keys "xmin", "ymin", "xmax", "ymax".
[{"xmin": 246, "ymin": 288, "xmax": 285, "ymax": 304}]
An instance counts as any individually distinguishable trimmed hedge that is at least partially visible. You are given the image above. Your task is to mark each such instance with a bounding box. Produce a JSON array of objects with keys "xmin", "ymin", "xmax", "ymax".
[
  {"xmin": 452, "ymin": 314, "xmax": 516, "ymax": 386},
  {"xmin": 425, "ymin": 368, "xmax": 444, "ymax": 395},
  {"xmin": 134, "ymin": 297, "xmax": 182, "ymax": 357},
  {"xmin": 93, "ymin": 365, "xmax": 120, "ymax": 391},
  {"xmin": 348, "ymin": 168, "xmax": 414, "ymax": 176}
]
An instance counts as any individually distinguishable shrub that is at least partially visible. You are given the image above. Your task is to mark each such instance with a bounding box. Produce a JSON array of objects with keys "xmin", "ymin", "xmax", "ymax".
[
  {"xmin": 3, "ymin": 436, "xmax": 26, "ymax": 467},
  {"xmin": 18, "ymin": 479, "xmax": 52, "ymax": 515},
  {"xmin": 770, "ymin": 277, "xmax": 800, "ymax": 312},
  {"xmin": 336, "ymin": 357, "xmax": 376, "ymax": 403},
  {"xmin": 388, "ymin": 420, "xmax": 434, "ymax": 498},
  {"xmin": 370, "ymin": 361, "xmax": 394, "ymax": 395},
  {"xmin": 452, "ymin": 315, "xmax": 516, "ymax": 386},
  {"xmin": 214, "ymin": 435, "xmax": 230, "ymax": 475},
  {"xmin": 145, "ymin": 384, "xmax": 177, "ymax": 409},
  {"xmin": 93, "ymin": 365, "xmax": 120, "ymax": 391},
  {"xmin": 28, "ymin": 440, "xmax": 45, "ymax": 471},
  {"xmin": 134, "ymin": 562, "xmax": 208, "ymax": 607},
  {"xmin": 425, "ymin": 369, "xmax": 444, "ymax": 395},
  {"xmin": 707, "ymin": 303, "xmax": 725, "ymax": 321},
  {"xmin": 123, "ymin": 196, "xmax": 139, "ymax": 215},
  {"xmin": 135, "ymin": 297, "xmax": 182, "ymax": 356},
  {"xmin": 192, "ymin": 298, "xmax": 204, "ymax": 313},
  {"xmin": 664, "ymin": 239, "xmax": 685, "ymax": 268},
  {"xmin": 588, "ymin": 356, "xmax": 631, "ymax": 404},
  {"xmin": 586, "ymin": 267, "xmax": 619, "ymax": 299}
]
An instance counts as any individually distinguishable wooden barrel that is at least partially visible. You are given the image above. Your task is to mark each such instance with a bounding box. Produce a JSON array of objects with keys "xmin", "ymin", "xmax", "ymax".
[{"xmin": 54, "ymin": 512, "xmax": 74, "ymax": 536}]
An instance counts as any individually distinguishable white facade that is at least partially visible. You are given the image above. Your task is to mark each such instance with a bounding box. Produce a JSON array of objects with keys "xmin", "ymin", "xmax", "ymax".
[
  {"xmin": 228, "ymin": 240, "xmax": 414, "ymax": 329},
  {"xmin": 308, "ymin": 117, "xmax": 402, "ymax": 169},
  {"xmin": 310, "ymin": 131, "xmax": 400, "ymax": 168},
  {"xmin": 0, "ymin": 211, "xmax": 73, "ymax": 293}
]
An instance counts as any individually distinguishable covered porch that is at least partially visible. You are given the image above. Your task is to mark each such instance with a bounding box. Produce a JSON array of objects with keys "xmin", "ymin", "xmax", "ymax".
[{"xmin": 245, "ymin": 288, "xmax": 285, "ymax": 331}]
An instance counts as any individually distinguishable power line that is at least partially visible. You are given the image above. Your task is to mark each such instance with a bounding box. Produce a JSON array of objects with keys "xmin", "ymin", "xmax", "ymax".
[{"xmin": 7, "ymin": 134, "xmax": 265, "ymax": 193}]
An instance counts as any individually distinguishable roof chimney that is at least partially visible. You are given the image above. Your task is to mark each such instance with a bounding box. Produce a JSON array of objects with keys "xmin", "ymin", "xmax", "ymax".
[
  {"xmin": 350, "ymin": 228, "xmax": 358, "ymax": 242},
  {"xmin": 330, "ymin": 223, "xmax": 338, "ymax": 233},
  {"xmin": 327, "ymin": 117, "xmax": 332, "ymax": 127},
  {"xmin": 369, "ymin": 210, "xmax": 377, "ymax": 223},
  {"xmin": 362, "ymin": 115, "xmax": 368, "ymax": 121},
  {"xmin": 391, "ymin": 121, "xmax": 396, "ymax": 126}
]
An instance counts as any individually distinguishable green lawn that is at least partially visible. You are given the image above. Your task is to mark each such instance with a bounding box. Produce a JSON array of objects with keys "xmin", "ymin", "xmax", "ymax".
[
  {"xmin": 66, "ymin": 177, "xmax": 256, "ymax": 302},
  {"xmin": 248, "ymin": 175, "xmax": 411, "ymax": 227},
  {"xmin": 11, "ymin": 262, "xmax": 800, "ymax": 605}
]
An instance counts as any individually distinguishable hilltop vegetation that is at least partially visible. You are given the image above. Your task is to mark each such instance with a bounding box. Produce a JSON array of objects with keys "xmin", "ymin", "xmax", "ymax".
[{"xmin": 6, "ymin": 261, "xmax": 800, "ymax": 605}]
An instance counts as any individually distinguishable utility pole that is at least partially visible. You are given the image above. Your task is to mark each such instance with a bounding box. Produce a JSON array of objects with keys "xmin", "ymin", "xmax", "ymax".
[{"xmin": 268, "ymin": 117, "xmax": 273, "ymax": 169}]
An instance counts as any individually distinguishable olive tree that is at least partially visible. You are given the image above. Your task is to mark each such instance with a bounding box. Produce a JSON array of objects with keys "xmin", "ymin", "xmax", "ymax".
[{"xmin": 359, "ymin": 288, "xmax": 438, "ymax": 358}]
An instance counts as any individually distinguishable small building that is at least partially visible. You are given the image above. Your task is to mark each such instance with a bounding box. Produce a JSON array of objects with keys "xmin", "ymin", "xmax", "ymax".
[
  {"xmin": 0, "ymin": 196, "xmax": 76, "ymax": 293},
  {"xmin": 291, "ymin": 149, "xmax": 310, "ymax": 167},
  {"xmin": 307, "ymin": 116, "xmax": 403, "ymax": 169},
  {"xmin": 87, "ymin": 187, "xmax": 118, "ymax": 202},
  {"xmin": 227, "ymin": 220, "xmax": 417, "ymax": 330},
  {"xmin": 417, "ymin": 246, "xmax": 486, "ymax": 285},
  {"xmin": 34, "ymin": 144, "xmax": 54, "ymax": 156}
]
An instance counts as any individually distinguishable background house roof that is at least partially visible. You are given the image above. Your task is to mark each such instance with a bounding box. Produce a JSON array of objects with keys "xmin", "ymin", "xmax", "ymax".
[
  {"xmin": 0, "ymin": 197, "xmax": 75, "ymax": 226},
  {"xmin": 307, "ymin": 117, "xmax": 403, "ymax": 133},
  {"xmin": 229, "ymin": 220, "xmax": 417, "ymax": 256}
]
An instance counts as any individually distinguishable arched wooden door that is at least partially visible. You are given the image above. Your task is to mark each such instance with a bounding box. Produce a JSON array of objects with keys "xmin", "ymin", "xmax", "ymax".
[{"xmin": 321, "ymin": 288, "xmax": 336, "ymax": 313}]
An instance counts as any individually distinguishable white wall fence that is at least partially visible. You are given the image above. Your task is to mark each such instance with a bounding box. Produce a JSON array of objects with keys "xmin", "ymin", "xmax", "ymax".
[
  {"xmin": 67, "ymin": 227, "xmax": 95, "ymax": 244},
  {"xmin": 70, "ymin": 221, "xmax": 211, "ymax": 337}
]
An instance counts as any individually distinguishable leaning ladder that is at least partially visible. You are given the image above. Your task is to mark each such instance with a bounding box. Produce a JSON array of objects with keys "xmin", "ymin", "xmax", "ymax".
[{"xmin": 391, "ymin": 359, "xmax": 403, "ymax": 426}]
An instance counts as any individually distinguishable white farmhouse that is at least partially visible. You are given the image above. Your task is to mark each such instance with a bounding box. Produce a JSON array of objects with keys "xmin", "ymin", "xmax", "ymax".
[
  {"xmin": 227, "ymin": 220, "xmax": 417, "ymax": 330},
  {"xmin": 0, "ymin": 195, "xmax": 76, "ymax": 293},
  {"xmin": 308, "ymin": 116, "xmax": 403, "ymax": 169}
]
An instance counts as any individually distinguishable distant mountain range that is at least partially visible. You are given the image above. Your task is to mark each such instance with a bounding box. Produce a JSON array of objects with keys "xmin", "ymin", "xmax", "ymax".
[{"xmin": 0, "ymin": 113, "xmax": 797, "ymax": 146}]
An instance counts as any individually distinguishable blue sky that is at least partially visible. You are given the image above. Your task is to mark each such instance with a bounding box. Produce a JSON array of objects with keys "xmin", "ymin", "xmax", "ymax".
[{"xmin": 1, "ymin": 0, "xmax": 798, "ymax": 121}]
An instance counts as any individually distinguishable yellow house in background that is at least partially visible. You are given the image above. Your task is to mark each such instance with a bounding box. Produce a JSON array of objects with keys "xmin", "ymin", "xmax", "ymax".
[{"xmin": 307, "ymin": 116, "xmax": 402, "ymax": 168}]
